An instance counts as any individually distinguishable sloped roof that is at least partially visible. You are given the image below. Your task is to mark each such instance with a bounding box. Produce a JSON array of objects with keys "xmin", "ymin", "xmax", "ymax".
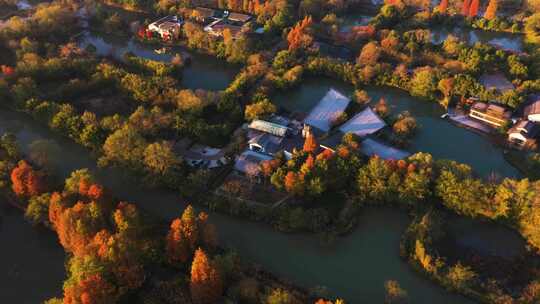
[
  {"xmin": 339, "ymin": 107, "xmax": 386, "ymax": 137},
  {"xmin": 360, "ymin": 138, "xmax": 410, "ymax": 160},
  {"xmin": 249, "ymin": 120, "xmax": 288, "ymax": 137},
  {"xmin": 234, "ymin": 150, "xmax": 272, "ymax": 174},
  {"xmin": 228, "ymin": 12, "xmax": 252, "ymax": 23},
  {"xmin": 304, "ymin": 88, "xmax": 351, "ymax": 132},
  {"xmin": 525, "ymin": 99, "xmax": 540, "ymax": 116},
  {"xmin": 509, "ymin": 119, "xmax": 539, "ymax": 138},
  {"xmin": 194, "ymin": 7, "xmax": 217, "ymax": 18},
  {"xmin": 248, "ymin": 133, "xmax": 283, "ymax": 154}
]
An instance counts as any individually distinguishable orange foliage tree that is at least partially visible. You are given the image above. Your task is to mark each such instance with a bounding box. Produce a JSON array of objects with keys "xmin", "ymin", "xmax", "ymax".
[
  {"xmin": 469, "ymin": 0, "xmax": 479, "ymax": 17},
  {"xmin": 484, "ymin": 0, "xmax": 498, "ymax": 19},
  {"xmin": 190, "ymin": 248, "xmax": 223, "ymax": 304},
  {"xmin": 438, "ymin": 0, "xmax": 448, "ymax": 13},
  {"xmin": 63, "ymin": 273, "xmax": 117, "ymax": 304},
  {"xmin": 1, "ymin": 65, "xmax": 15, "ymax": 76},
  {"xmin": 461, "ymin": 0, "xmax": 470, "ymax": 15},
  {"xmin": 287, "ymin": 16, "xmax": 313, "ymax": 51},
  {"xmin": 166, "ymin": 205, "xmax": 217, "ymax": 265},
  {"xmin": 10, "ymin": 160, "xmax": 46, "ymax": 197},
  {"xmin": 52, "ymin": 201, "xmax": 106, "ymax": 255},
  {"xmin": 303, "ymin": 132, "xmax": 318, "ymax": 153},
  {"xmin": 166, "ymin": 217, "xmax": 192, "ymax": 264}
]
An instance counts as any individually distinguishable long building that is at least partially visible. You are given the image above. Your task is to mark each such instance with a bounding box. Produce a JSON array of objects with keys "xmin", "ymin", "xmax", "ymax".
[{"xmin": 469, "ymin": 102, "xmax": 511, "ymax": 128}]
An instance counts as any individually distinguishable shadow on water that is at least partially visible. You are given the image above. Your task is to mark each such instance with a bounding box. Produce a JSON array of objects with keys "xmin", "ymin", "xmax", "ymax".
[
  {"xmin": 0, "ymin": 109, "xmax": 476, "ymax": 303},
  {"xmin": 273, "ymin": 77, "xmax": 520, "ymax": 178}
]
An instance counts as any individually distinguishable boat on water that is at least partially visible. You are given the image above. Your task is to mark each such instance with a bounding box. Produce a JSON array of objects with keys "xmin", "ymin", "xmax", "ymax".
[{"xmin": 154, "ymin": 47, "xmax": 170, "ymax": 54}]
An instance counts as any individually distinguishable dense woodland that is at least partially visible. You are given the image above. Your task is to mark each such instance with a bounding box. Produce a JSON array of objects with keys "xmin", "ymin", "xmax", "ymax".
[{"xmin": 2, "ymin": 0, "xmax": 540, "ymax": 303}]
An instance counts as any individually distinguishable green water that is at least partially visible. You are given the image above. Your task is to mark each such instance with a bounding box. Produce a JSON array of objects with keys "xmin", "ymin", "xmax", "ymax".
[{"xmin": 273, "ymin": 77, "xmax": 520, "ymax": 178}]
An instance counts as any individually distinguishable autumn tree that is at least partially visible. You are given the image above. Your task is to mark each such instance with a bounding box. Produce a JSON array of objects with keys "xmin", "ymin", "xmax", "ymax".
[
  {"xmin": 468, "ymin": 0, "xmax": 479, "ymax": 17},
  {"xmin": 284, "ymin": 171, "xmax": 305, "ymax": 195},
  {"xmin": 166, "ymin": 205, "xmax": 217, "ymax": 265},
  {"xmin": 384, "ymin": 280, "xmax": 408, "ymax": 304},
  {"xmin": 437, "ymin": 0, "xmax": 448, "ymax": 13},
  {"xmin": 287, "ymin": 16, "xmax": 313, "ymax": 51},
  {"xmin": 53, "ymin": 201, "xmax": 106, "ymax": 255},
  {"xmin": 484, "ymin": 0, "xmax": 498, "ymax": 19},
  {"xmin": 303, "ymin": 131, "xmax": 318, "ymax": 153},
  {"xmin": 63, "ymin": 273, "xmax": 117, "ymax": 304},
  {"xmin": 357, "ymin": 42, "xmax": 381, "ymax": 66},
  {"xmin": 143, "ymin": 141, "xmax": 178, "ymax": 176},
  {"xmin": 393, "ymin": 111, "xmax": 417, "ymax": 139},
  {"xmin": 374, "ymin": 98, "xmax": 389, "ymax": 118},
  {"xmin": 190, "ymin": 248, "xmax": 223, "ymax": 304},
  {"xmin": 11, "ymin": 160, "xmax": 46, "ymax": 197},
  {"xmin": 461, "ymin": 0, "xmax": 470, "ymax": 15},
  {"xmin": 167, "ymin": 217, "xmax": 192, "ymax": 265},
  {"xmin": 446, "ymin": 262, "xmax": 477, "ymax": 290}
]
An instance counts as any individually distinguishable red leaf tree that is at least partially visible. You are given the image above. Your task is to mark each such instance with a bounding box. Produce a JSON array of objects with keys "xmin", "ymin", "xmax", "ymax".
[
  {"xmin": 10, "ymin": 160, "xmax": 46, "ymax": 197},
  {"xmin": 462, "ymin": 0, "xmax": 470, "ymax": 15},
  {"xmin": 469, "ymin": 0, "xmax": 479, "ymax": 17},
  {"xmin": 484, "ymin": 0, "xmax": 498, "ymax": 20},
  {"xmin": 438, "ymin": 0, "xmax": 448, "ymax": 13},
  {"xmin": 190, "ymin": 248, "xmax": 223, "ymax": 304},
  {"xmin": 63, "ymin": 273, "xmax": 117, "ymax": 304},
  {"xmin": 287, "ymin": 16, "xmax": 313, "ymax": 51},
  {"xmin": 303, "ymin": 132, "xmax": 318, "ymax": 153},
  {"xmin": 166, "ymin": 205, "xmax": 217, "ymax": 266}
]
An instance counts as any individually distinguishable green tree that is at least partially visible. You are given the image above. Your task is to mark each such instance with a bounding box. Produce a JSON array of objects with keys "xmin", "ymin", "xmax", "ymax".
[
  {"xmin": 143, "ymin": 141, "xmax": 179, "ymax": 176},
  {"xmin": 410, "ymin": 68, "xmax": 438, "ymax": 100},
  {"xmin": 25, "ymin": 193, "xmax": 51, "ymax": 225},
  {"xmin": 99, "ymin": 125, "xmax": 147, "ymax": 169},
  {"xmin": 446, "ymin": 262, "xmax": 477, "ymax": 290}
]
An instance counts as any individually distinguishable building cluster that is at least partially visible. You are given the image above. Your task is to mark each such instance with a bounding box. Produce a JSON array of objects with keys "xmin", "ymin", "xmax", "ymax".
[
  {"xmin": 144, "ymin": 8, "xmax": 254, "ymax": 41},
  {"xmin": 508, "ymin": 98, "xmax": 540, "ymax": 149},
  {"xmin": 234, "ymin": 89, "xmax": 410, "ymax": 177},
  {"xmin": 467, "ymin": 97, "xmax": 540, "ymax": 150},
  {"xmin": 147, "ymin": 15, "xmax": 184, "ymax": 40},
  {"xmin": 189, "ymin": 7, "xmax": 253, "ymax": 38}
]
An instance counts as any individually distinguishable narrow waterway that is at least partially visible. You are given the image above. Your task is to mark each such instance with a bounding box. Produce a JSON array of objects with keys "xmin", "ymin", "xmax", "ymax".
[
  {"xmin": 0, "ymin": 202, "xmax": 65, "ymax": 304},
  {"xmin": 77, "ymin": 32, "xmax": 239, "ymax": 91},
  {"xmin": 431, "ymin": 26, "xmax": 524, "ymax": 52},
  {"xmin": 273, "ymin": 77, "xmax": 520, "ymax": 178},
  {"xmin": 0, "ymin": 108, "xmax": 480, "ymax": 303}
]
